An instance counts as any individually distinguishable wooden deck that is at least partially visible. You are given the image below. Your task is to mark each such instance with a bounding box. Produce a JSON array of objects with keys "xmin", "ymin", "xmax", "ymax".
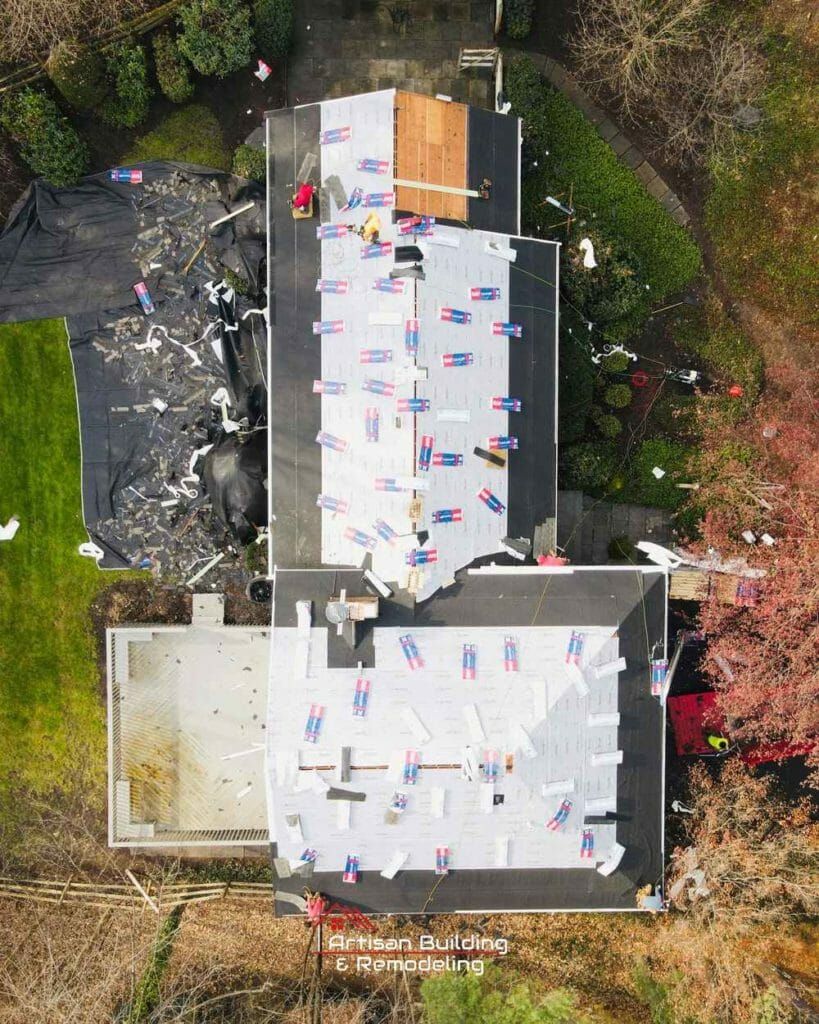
[{"xmin": 395, "ymin": 92, "xmax": 468, "ymax": 220}]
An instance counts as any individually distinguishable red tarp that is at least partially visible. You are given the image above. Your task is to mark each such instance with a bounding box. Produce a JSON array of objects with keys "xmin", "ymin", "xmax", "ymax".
[{"xmin": 667, "ymin": 692, "xmax": 724, "ymax": 756}]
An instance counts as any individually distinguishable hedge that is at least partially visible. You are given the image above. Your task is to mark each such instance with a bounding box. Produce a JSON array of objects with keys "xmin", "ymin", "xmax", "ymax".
[
  {"xmin": 153, "ymin": 31, "xmax": 195, "ymax": 104},
  {"xmin": 508, "ymin": 57, "xmax": 701, "ymax": 303},
  {"xmin": 0, "ymin": 87, "xmax": 88, "ymax": 186},
  {"xmin": 504, "ymin": 0, "xmax": 534, "ymax": 40},
  {"xmin": 559, "ymin": 441, "xmax": 619, "ymax": 491},
  {"xmin": 99, "ymin": 41, "xmax": 152, "ymax": 128},
  {"xmin": 253, "ymin": 0, "xmax": 294, "ymax": 58},
  {"xmin": 619, "ymin": 438, "xmax": 691, "ymax": 509},
  {"xmin": 125, "ymin": 104, "xmax": 229, "ymax": 170},
  {"xmin": 232, "ymin": 143, "xmax": 266, "ymax": 182},
  {"xmin": 46, "ymin": 42, "xmax": 107, "ymax": 110},
  {"xmin": 178, "ymin": 0, "xmax": 253, "ymax": 78}
]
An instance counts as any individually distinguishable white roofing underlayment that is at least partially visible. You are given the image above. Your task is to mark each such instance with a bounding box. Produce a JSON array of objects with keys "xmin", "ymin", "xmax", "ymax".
[
  {"xmin": 266, "ymin": 623, "xmax": 621, "ymax": 872},
  {"xmin": 310, "ymin": 90, "xmax": 557, "ymax": 601}
]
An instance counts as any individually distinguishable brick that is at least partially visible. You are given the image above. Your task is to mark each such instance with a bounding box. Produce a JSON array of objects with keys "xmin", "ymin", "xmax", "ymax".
[
  {"xmin": 646, "ymin": 176, "xmax": 671, "ymax": 200},
  {"xmin": 634, "ymin": 161, "xmax": 658, "ymax": 187},
  {"xmin": 584, "ymin": 103, "xmax": 607, "ymax": 126},
  {"xmin": 660, "ymin": 190, "xmax": 681, "ymax": 212},
  {"xmin": 620, "ymin": 146, "xmax": 644, "ymax": 170},
  {"xmin": 671, "ymin": 205, "xmax": 691, "ymax": 227},
  {"xmin": 597, "ymin": 119, "xmax": 618, "ymax": 142},
  {"xmin": 547, "ymin": 64, "xmax": 568, "ymax": 86},
  {"xmin": 609, "ymin": 133, "xmax": 632, "ymax": 157}
]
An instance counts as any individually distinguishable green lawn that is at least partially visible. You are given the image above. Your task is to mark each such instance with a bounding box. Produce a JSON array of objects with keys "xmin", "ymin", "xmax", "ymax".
[{"xmin": 0, "ymin": 320, "xmax": 115, "ymax": 797}]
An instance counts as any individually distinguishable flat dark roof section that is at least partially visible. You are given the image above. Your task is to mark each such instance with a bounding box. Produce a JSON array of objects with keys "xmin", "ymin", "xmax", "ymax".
[
  {"xmin": 266, "ymin": 105, "xmax": 323, "ymax": 567},
  {"xmin": 270, "ymin": 567, "xmax": 666, "ymax": 915},
  {"xmin": 507, "ymin": 238, "xmax": 558, "ymax": 535},
  {"xmin": 467, "ymin": 108, "xmax": 520, "ymax": 234}
]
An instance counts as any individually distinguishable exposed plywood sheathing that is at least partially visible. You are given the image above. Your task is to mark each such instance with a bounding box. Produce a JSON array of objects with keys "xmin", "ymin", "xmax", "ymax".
[{"xmin": 395, "ymin": 92, "xmax": 468, "ymax": 220}]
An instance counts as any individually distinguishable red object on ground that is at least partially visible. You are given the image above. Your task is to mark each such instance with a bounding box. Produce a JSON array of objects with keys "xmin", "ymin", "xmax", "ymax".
[
  {"xmin": 740, "ymin": 740, "xmax": 816, "ymax": 766},
  {"xmin": 537, "ymin": 553, "xmax": 569, "ymax": 566},
  {"xmin": 668, "ymin": 692, "xmax": 724, "ymax": 756},
  {"xmin": 294, "ymin": 183, "xmax": 314, "ymax": 209},
  {"xmin": 728, "ymin": 384, "xmax": 744, "ymax": 397},
  {"xmin": 632, "ymin": 369, "xmax": 649, "ymax": 388}
]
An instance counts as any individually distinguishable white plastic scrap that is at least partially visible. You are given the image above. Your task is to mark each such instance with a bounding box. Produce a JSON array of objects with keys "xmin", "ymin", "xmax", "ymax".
[
  {"xmin": 579, "ymin": 237, "xmax": 598, "ymax": 269},
  {"xmin": 0, "ymin": 516, "xmax": 20, "ymax": 542}
]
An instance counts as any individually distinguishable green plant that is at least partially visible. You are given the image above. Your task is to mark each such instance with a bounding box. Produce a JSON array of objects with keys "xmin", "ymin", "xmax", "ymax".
[
  {"xmin": 46, "ymin": 42, "xmax": 107, "ymax": 110},
  {"xmin": 178, "ymin": 0, "xmax": 253, "ymax": 77},
  {"xmin": 0, "ymin": 88, "xmax": 88, "ymax": 186},
  {"xmin": 559, "ymin": 440, "xmax": 619, "ymax": 491},
  {"xmin": 632, "ymin": 960, "xmax": 674, "ymax": 1024},
  {"xmin": 558, "ymin": 326, "xmax": 596, "ymax": 444},
  {"xmin": 674, "ymin": 297, "xmax": 764, "ymax": 402},
  {"xmin": 504, "ymin": 0, "xmax": 535, "ymax": 40},
  {"xmin": 99, "ymin": 41, "xmax": 152, "ymax": 128},
  {"xmin": 507, "ymin": 56, "xmax": 701, "ymax": 302},
  {"xmin": 153, "ymin": 31, "xmax": 194, "ymax": 103},
  {"xmin": 620, "ymin": 438, "xmax": 691, "ymax": 509},
  {"xmin": 601, "ymin": 349, "xmax": 631, "ymax": 374},
  {"xmin": 597, "ymin": 412, "xmax": 623, "ymax": 437},
  {"xmin": 604, "ymin": 383, "xmax": 632, "ymax": 408},
  {"xmin": 253, "ymin": 0, "xmax": 294, "ymax": 57},
  {"xmin": 421, "ymin": 969, "xmax": 589, "ymax": 1024},
  {"xmin": 122, "ymin": 905, "xmax": 185, "ymax": 1024},
  {"xmin": 223, "ymin": 267, "xmax": 252, "ymax": 296},
  {"xmin": 563, "ymin": 229, "xmax": 646, "ymax": 339},
  {"xmin": 125, "ymin": 104, "xmax": 230, "ymax": 170},
  {"xmin": 232, "ymin": 142, "xmax": 266, "ymax": 181}
]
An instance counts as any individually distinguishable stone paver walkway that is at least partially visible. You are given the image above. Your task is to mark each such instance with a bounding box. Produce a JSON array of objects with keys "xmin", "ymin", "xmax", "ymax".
[
  {"xmin": 557, "ymin": 490, "xmax": 673, "ymax": 563},
  {"xmin": 288, "ymin": 0, "xmax": 495, "ymax": 107}
]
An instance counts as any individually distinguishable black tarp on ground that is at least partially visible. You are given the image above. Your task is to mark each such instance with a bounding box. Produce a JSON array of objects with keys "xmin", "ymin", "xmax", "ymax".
[
  {"xmin": 0, "ymin": 161, "xmax": 265, "ymax": 323},
  {"xmin": 269, "ymin": 567, "xmax": 667, "ymax": 914},
  {"xmin": 25, "ymin": 163, "xmax": 272, "ymax": 577}
]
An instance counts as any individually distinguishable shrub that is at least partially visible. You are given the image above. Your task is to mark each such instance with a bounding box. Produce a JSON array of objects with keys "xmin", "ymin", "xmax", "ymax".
[
  {"xmin": 99, "ymin": 41, "xmax": 152, "ymax": 128},
  {"xmin": 232, "ymin": 143, "xmax": 266, "ymax": 182},
  {"xmin": 620, "ymin": 438, "xmax": 691, "ymax": 508},
  {"xmin": 125, "ymin": 105, "xmax": 229, "ymax": 170},
  {"xmin": 46, "ymin": 42, "xmax": 107, "ymax": 110},
  {"xmin": 601, "ymin": 349, "xmax": 631, "ymax": 374},
  {"xmin": 562, "ymin": 230, "xmax": 646, "ymax": 340},
  {"xmin": 422, "ymin": 969, "xmax": 588, "ymax": 1024},
  {"xmin": 559, "ymin": 441, "xmax": 619, "ymax": 491},
  {"xmin": 223, "ymin": 268, "xmax": 252, "ymax": 296},
  {"xmin": 604, "ymin": 383, "xmax": 632, "ymax": 408},
  {"xmin": 598, "ymin": 412, "xmax": 623, "ymax": 437},
  {"xmin": 507, "ymin": 56, "xmax": 701, "ymax": 301},
  {"xmin": 558, "ymin": 326, "xmax": 596, "ymax": 444},
  {"xmin": 253, "ymin": 0, "xmax": 294, "ymax": 57},
  {"xmin": 0, "ymin": 87, "xmax": 88, "ymax": 186},
  {"xmin": 178, "ymin": 0, "xmax": 253, "ymax": 78},
  {"xmin": 504, "ymin": 0, "xmax": 535, "ymax": 40},
  {"xmin": 153, "ymin": 32, "xmax": 194, "ymax": 104}
]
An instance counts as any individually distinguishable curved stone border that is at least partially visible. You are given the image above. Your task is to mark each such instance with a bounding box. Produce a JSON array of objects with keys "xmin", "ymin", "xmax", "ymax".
[{"xmin": 516, "ymin": 52, "xmax": 691, "ymax": 228}]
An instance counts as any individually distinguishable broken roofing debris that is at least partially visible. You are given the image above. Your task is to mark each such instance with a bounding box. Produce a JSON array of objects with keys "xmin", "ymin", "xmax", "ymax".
[{"xmin": 67, "ymin": 167, "xmax": 268, "ymax": 585}]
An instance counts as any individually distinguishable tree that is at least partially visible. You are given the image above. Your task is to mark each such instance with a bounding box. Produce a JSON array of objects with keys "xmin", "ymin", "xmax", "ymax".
[
  {"xmin": 177, "ymin": 0, "xmax": 253, "ymax": 78},
  {"xmin": 691, "ymin": 363, "xmax": 819, "ymax": 777},
  {"xmin": 0, "ymin": 87, "xmax": 88, "ymax": 186},
  {"xmin": 668, "ymin": 761, "xmax": 818, "ymax": 926},
  {"xmin": 46, "ymin": 41, "xmax": 107, "ymax": 110}
]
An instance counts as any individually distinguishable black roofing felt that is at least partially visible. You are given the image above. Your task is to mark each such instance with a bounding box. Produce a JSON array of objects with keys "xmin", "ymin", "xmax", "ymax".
[
  {"xmin": 269, "ymin": 567, "xmax": 666, "ymax": 915},
  {"xmin": 265, "ymin": 103, "xmax": 556, "ymax": 570},
  {"xmin": 467, "ymin": 107, "xmax": 520, "ymax": 235}
]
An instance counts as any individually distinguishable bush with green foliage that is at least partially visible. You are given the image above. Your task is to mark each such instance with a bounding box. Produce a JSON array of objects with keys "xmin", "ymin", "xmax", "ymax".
[
  {"xmin": 563, "ymin": 229, "xmax": 646, "ymax": 340},
  {"xmin": 253, "ymin": 0, "xmax": 293, "ymax": 57},
  {"xmin": 223, "ymin": 267, "xmax": 252, "ymax": 296},
  {"xmin": 620, "ymin": 438, "xmax": 691, "ymax": 509},
  {"xmin": 674, "ymin": 297, "xmax": 763, "ymax": 403},
  {"xmin": 421, "ymin": 969, "xmax": 589, "ymax": 1024},
  {"xmin": 178, "ymin": 0, "xmax": 253, "ymax": 78},
  {"xmin": 99, "ymin": 41, "xmax": 152, "ymax": 128},
  {"xmin": 507, "ymin": 57, "xmax": 701, "ymax": 302},
  {"xmin": 504, "ymin": 0, "xmax": 535, "ymax": 39},
  {"xmin": 232, "ymin": 143, "xmax": 266, "ymax": 181},
  {"xmin": 153, "ymin": 32, "xmax": 194, "ymax": 103},
  {"xmin": 604, "ymin": 382, "xmax": 632, "ymax": 408},
  {"xmin": 559, "ymin": 440, "xmax": 619, "ymax": 491},
  {"xmin": 125, "ymin": 104, "xmax": 229, "ymax": 170},
  {"xmin": 46, "ymin": 42, "xmax": 107, "ymax": 110},
  {"xmin": 601, "ymin": 349, "xmax": 632, "ymax": 374},
  {"xmin": 558, "ymin": 326, "xmax": 596, "ymax": 444},
  {"xmin": 0, "ymin": 88, "xmax": 88, "ymax": 186},
  {"xmin": 598, "ymin": 412, "xmax": 623, "ymax": 437}
]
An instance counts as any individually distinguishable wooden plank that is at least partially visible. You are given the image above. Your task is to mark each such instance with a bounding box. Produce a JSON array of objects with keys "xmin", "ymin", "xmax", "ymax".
[{"xmin": 396, "ymin": 94, "xmax": 467, "ymax": 219}]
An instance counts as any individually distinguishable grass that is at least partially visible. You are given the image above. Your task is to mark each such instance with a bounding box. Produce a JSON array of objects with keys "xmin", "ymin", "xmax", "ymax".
[
  {"xmin": 0, "ymin": 320, "xmax": 115, "ymax": 799},
  {"xmin": 507, "ymin": 57, "xmax": 702, "ymax": 304},
  {"xmin": 125, "ymin": 103, "xmax": 230, "ymax": 170},
  {"xmin": 706, "ymin": 36, "xmax": 819, "ymax": 329}
]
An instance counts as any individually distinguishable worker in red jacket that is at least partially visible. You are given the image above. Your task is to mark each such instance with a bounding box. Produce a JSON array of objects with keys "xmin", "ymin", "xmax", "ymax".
[{"xmin": 290, "ymin": 182, "xmax": 314, "ymax": 213}]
